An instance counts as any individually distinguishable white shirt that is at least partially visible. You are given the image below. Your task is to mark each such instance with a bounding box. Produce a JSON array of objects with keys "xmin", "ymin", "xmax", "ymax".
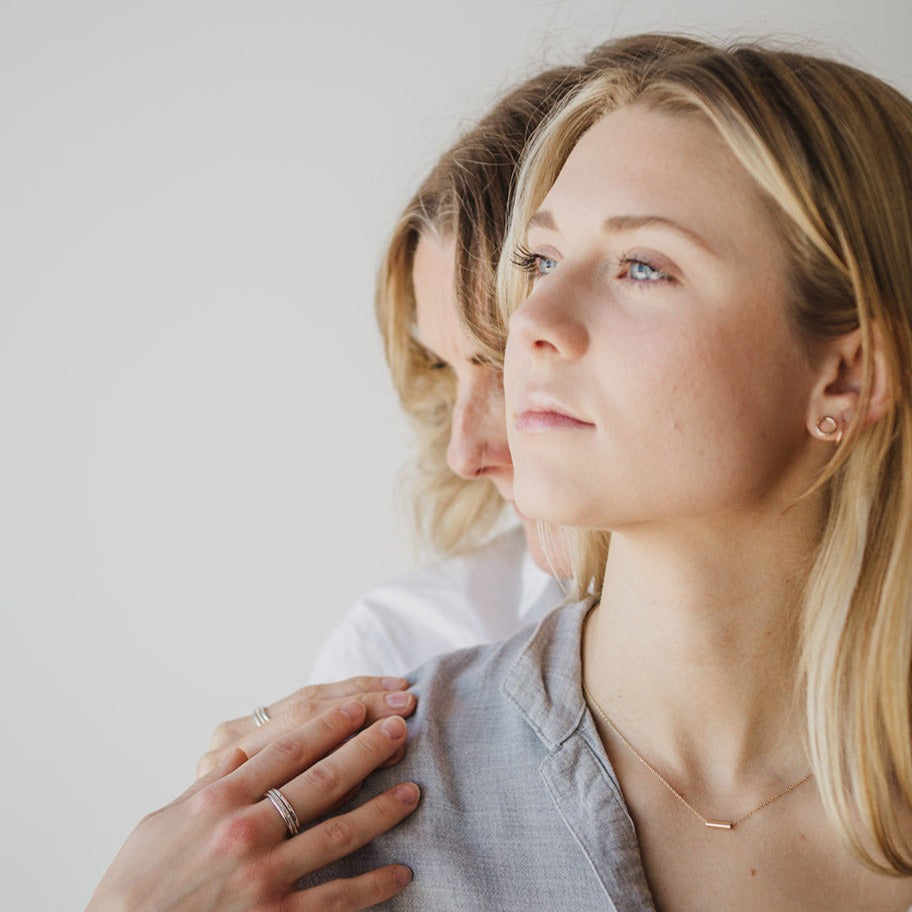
[{"xmin": 306, "ymin": 526, "xmax": 567, "ymax": 682}]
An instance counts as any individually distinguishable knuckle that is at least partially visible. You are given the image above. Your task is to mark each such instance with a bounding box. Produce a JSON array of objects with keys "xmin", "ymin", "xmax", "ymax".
[
  {"xmin": 209, "ymin": 720, "xmax": 239, "ymax": 750},
  {"xmin": 347, "ymin": 675, "xmax": 375, "ymax": 692},
  {"xmin": 289, "ymin": 698, "xmax": 321, "ymax": 728},
  {"xmin": 196, "ymin": 750, "xmax": 219, "ymax": 778},
  {"xmin": 374, "ymin": 790, "xmax": 405, "ymax": 824},
  {"xmin": 270, "ymin": 733, "xmax": 306, "ymax": 764},
  {"xmin": 320, "ymin": 816, "xmax": 355, "ymax": 852},
  {"xmin": 293, "ymin": 683, "xmax": 318, "ymax": 701},
  {"xmin": 351, "ymin": 728, "xmax": 387, "ymax": 763},
  {"xmin": 211, "ymin": 810, "xmax": 261, "ymax": 859},
  {"xmin": 312, "ymin": 881, "xmax": 355, "ymax": 912},
  {"xmin": 302, "ymin": 758, "xmax": 340, "ymax": 793},
  {"xmin": 190, "ymin": 776, "xmax": 247, "ymax": 818}
]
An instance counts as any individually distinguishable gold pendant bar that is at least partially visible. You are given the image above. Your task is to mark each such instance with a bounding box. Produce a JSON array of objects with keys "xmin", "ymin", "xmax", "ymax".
[{"xmin": 704, "ymin": 820, "xmax": 733, "ymax": 830}]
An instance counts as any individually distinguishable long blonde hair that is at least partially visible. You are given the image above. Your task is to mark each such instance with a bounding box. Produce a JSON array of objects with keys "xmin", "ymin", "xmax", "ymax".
[
  {"xmin": 498, "ymin": 38, "xmax": 912, "ymax": 873},
  {"xmin": 377, "ymin": 35, "xmax": 703, "ymax": 556}
]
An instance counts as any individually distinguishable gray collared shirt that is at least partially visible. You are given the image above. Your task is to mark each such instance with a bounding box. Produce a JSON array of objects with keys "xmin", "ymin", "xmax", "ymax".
[{"xmin": 300, "ymin": 599, "xmax": 658, "ymax": 910}]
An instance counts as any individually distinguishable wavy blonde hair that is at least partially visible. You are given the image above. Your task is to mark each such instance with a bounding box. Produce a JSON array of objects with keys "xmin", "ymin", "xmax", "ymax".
[
  {"xmin": 499, "ymin": 37, "xmax": 912, "ymax": 873},
  {"xmin": 377, "ymin": 35, "xmax": 702, "ymax": 556},
  {"xmin": 376, "ymin": 65, "xmax": 580, "ymax": 555}
]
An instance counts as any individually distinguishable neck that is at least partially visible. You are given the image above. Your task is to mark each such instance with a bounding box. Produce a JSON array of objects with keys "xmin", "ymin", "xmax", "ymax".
[{"xmin": 583, "ymin": 499, "xmax": 824, "ymax": 791}]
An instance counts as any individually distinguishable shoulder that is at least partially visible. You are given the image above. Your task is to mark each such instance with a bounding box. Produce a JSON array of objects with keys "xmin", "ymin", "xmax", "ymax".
[
  {"xmin": 298, "ymin": 601, "xmax": 609, "ymax": 909},
  {"xmin": 403, "ymin": 597, "xmax": 590, "ymax": 744}
]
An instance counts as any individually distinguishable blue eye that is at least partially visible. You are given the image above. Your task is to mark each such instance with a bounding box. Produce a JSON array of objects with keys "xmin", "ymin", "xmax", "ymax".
[
  {"xmin": 536, "ymin": 256, "xmax": 558, "ymax": 276},
  {"xmin": 627, "ymin": 260, "xmax": 667, "ymax": 282},
  {"xmin": 512, "ymin": 245, "xmax": 559, "ymax": 279},
  {"xmin": 626, "ymin": 258, "xmax": 668, "ymax": 282}
]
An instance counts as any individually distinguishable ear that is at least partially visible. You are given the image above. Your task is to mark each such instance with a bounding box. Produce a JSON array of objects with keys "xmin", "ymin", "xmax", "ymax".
[{"xmin": 806, "ymin": 326, "xmax": 892, "ymax": 442}]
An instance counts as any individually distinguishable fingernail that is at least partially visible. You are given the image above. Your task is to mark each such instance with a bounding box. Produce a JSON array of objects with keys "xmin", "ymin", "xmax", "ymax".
[
  {"xmin": 382, "ymin": 677, "xmax": 408, "ymax": 690},
  {"xmin": 380, "ymin": 716, "xmax": 407, "ymax": 738},
  {"xmin": 393, "ymin": 864, "xmax": 413, "ymax": 887},
  {"xmin": 339, "ymin": 700, "xmax": 364, "ymax": 721},
  {"xmin": 385, "ymin": 690, "xmax": 411, "ymax": 709},
  {"xmin": 394, "ymin": 783, "xmax": 420, "ymax": 805}
]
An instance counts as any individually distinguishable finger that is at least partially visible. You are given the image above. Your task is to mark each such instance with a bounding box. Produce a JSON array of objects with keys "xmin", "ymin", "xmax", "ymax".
[
  {"xmin": 271, "ymin": 716, "xmax": 409, "ymax": 834},
  {"xmin": 235, "ymin": 701, "xmax": 369, "ymax": 802},
  {"xmin": 296, "ymin": 676, "xmax": 410, "ymax": 701},
  {"xmin": 168, "ymin": 748, "xmax": 250, "ymax": 811},
  {"xmin": 278, "ymin": 782, "xmax": 420, "ymax": 880},
  {"xmin": 321, "ymin": 743, "xmax": 406, "ymax": 816},
  {"xmin": 199, "ymin": 740, "xmax": 254, "ymax": 778},
  {"xmin": 207, "ymin": 678, "xmax": 409, "ymax": 752},
  {"xmin": 378, "ymin": 741, "xmax": 408, "ymax": 770},
  {"xmin": 200, "ymin": 689, "xmax": 417, "ymax": 777},
  {"xmin": 269, "ymin": 686, "xmax": 414, "ymax": 737},
  {"xmin": 288, "ymin": 865, "xmax": 413, "ymax": 912}
]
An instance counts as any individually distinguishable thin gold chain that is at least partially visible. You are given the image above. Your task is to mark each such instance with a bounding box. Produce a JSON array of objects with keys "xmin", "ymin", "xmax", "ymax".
[{"xmin": 582, "ymin": 682, "xmax": 813, "ymax": 830}]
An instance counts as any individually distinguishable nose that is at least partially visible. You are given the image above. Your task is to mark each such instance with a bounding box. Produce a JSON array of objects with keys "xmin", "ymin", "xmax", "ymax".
[
  {"xmin": 446, "ymin": 368, "xmax": 510, "ymax": 480},
  {"xmin": 507, "ymin": 277, "xmax": 589, "ymax": 361}
]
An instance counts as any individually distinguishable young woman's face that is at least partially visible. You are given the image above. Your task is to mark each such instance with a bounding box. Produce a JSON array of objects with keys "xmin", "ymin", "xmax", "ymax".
[
  {"xmin": 504, "ymin": 105, "xmax": 822, "ymax": 532},
  {"xmin": 412, "ymin": 232, "xmax": 515, "ymax": 501}
]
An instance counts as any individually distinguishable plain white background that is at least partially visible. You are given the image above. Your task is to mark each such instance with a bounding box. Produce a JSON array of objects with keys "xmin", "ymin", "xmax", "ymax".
[{"xmin": 2, "ymin": 1, "xmax": 910, "ymax": 907}]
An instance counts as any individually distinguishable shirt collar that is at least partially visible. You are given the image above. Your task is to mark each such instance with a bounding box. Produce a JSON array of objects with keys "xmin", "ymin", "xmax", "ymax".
[{"xmin": 501, "ymin": 598, "xmax": 596, "ymax": 749}]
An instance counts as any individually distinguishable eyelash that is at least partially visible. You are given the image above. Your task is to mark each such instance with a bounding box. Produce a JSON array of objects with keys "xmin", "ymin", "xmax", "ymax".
[
  {"xmin": 512, "ymin": 245, "xmax": 557, "ymax": 278},
  {"xmin": 512, "ymin": 245, "xmax": 672, "ymax": 287}
]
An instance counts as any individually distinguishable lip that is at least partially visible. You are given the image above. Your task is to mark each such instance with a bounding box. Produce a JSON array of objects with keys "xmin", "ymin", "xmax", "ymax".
[{"xmin": 513, "ymin": 392, "xmax": 594, "ymax": 433}]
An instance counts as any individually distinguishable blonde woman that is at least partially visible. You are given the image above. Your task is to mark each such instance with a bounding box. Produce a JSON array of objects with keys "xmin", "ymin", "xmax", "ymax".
[{"xmin": 299, "ymin": 37, "xmax": 912, "ymax": 910}]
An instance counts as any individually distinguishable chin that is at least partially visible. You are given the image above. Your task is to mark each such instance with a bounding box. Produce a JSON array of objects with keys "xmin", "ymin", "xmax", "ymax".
[{"xmin": 513, "ymin": 482, "xmax": 583, "ymax": 528}]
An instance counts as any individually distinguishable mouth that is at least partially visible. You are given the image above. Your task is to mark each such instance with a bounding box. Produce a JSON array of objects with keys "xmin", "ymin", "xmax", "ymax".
[
  {"xmin": 514, "ymin": 410, "xmax": 594, "ymax": 432},
  {"xmin": 513, "ymin": 392, "xmax": 594, "ymax": 433}
]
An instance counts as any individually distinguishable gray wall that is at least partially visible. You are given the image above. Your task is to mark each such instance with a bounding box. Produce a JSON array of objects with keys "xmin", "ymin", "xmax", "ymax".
[{"xmin": 2, "ymin": 1, "xmax": 910, "ymax": 907}]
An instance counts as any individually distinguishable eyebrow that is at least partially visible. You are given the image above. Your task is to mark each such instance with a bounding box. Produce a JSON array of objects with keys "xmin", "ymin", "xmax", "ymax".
[
  {"xmin": 527, "ymin": 210, "xmax": 557, "ymax": 231},
  {"xmin": 527, "ymin": 209, "xmax": 715, "ymax": 255},
  {"xmin": 603, "ymin": 215, "xmax": 714, "ymax": 254}
]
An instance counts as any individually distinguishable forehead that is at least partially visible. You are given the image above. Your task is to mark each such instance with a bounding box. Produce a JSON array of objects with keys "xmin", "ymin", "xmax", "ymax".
[
  {"xmin": 412, "ymin": 232, "xmax": 462, "ymax": 349},
  {"xmin": 534, "ymin": 105, "xmax": 775, "ymax": 258}
]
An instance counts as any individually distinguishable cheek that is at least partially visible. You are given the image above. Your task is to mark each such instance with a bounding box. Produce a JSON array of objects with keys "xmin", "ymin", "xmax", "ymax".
[
  {"xmin": 454, "ymin": 367, "xmax": 511, "ymax": 452},
  {"xmin": 598, "ymin": 319, "xmax": 795, "ymax": 464}
]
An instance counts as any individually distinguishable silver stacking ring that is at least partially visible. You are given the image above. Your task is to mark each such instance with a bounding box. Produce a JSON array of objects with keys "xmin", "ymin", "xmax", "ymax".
[
  {"xmin": 265, "ymin": 787, "xmax": 300, "ymax": 837},
  {"xmin": 252, "ymin": 705, "xmax": 271, "ymax": 727}
]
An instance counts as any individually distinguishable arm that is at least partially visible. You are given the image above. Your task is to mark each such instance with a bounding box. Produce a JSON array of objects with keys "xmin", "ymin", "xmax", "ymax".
[{"xmin": 86, "ymin": 701, "xmax": 418, "ymax": 912}]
